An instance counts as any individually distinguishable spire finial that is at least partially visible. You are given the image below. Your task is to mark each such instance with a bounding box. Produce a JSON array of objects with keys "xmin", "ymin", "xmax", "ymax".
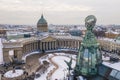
[{"xmin": 41, "ymin": 14, "xmax": 44, "ymax": 18}]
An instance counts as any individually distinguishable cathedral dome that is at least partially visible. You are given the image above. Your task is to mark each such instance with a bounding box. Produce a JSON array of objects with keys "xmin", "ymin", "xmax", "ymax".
[
  {"xmin": 37, "ymin": 14, "xmax": 48, "ymax": 32},
  {"xmin": 37, "ymin": 14, "xmax": 47, "ymax": 25}
]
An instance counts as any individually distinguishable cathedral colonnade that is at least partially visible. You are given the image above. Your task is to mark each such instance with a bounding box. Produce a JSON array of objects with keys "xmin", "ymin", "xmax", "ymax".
[
  {"xmin": 22, "ymin": 39, "xmax": 81, "ymax": 55},
  {"xmin": 3, "ymin": 37, "xmax": 82, "ymax": 63}
]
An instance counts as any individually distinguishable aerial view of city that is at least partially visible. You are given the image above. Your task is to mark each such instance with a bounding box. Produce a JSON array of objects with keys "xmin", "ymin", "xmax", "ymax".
[{"xmin": 0, "ymin": 0, "xmax": 120, "ymax": 80}]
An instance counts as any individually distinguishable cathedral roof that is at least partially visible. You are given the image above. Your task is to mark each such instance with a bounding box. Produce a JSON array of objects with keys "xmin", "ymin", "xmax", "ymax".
[{"xmin": 37, "ymin": 14, "xmax": 47, "ymax": 25}]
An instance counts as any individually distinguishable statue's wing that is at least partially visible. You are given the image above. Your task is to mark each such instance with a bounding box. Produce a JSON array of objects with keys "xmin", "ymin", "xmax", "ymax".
[
  {"xmin": 64, "ymin": 60, "xmax": 69, "ymax": 65},
  {"xmin": 70, "ymin": 57, "xmax": 72, "ymax": 65}
]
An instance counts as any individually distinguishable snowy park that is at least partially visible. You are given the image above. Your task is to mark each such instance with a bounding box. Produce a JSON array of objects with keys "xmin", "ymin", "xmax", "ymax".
[
  {"xmin": 4, "ymin": 69, "xmax": 24, "ymax": 78},
  {"xmin": 34, "ymin": 53, "xmax": 76, "ymax": 80}
]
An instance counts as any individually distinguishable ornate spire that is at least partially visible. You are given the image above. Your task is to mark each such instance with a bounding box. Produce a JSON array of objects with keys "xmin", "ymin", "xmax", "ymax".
[
  {"xmin": 41, "ymin": 14, "xmax": 44, "ymax": 19},
  {"xmin": 74, "ymin": 15, "xmax": 102, "ymax": 77}
]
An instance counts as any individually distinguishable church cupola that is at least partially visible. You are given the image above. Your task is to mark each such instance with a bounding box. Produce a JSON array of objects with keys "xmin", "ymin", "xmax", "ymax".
[{"xmin": 37, "ymin": 14, "xmax": 48, "ymax": 32}]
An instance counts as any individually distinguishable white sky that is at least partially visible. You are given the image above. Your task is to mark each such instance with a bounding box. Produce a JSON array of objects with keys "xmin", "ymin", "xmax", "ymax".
[{"xmin": 0, "ymin": 0, "xmax": 120, "ymax": 25}]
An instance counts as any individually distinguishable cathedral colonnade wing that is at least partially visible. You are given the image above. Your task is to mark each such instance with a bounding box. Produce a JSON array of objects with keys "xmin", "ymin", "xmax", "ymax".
[{"xmin": 2, "ymin": 36, "xmax": 82, "ymax": 63}]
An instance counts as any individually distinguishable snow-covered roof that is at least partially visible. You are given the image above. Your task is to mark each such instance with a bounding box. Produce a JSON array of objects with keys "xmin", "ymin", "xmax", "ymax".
[
  {"xmin": 99, "ymin": 38, "xmax": 120, "ymax": 44},
  {"xmin": 53, "ymin": 35, "xmax": 82, "ymax": 40},
  {"xmin": 103, "ymin": 62, "xmax": 120, "ymax": 71},
  {"xmin": 105, "ymin": 30, "xmax": 119, "ymax": 34}
]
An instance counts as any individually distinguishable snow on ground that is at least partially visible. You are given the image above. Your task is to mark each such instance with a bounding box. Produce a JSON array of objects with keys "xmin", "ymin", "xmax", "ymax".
[
  {"xmin": 54, "ymin": 53, "xmax": 76, "ymax": 59},
  {"xmin": 51, "ymin": 56, "xmax": 76, "ymax": 80},
  {"xmin": 54, "ymin": 52, "xmax": 66, "ymax": 56},
  {"xmin": 35, "ymin": 53, "xmax": 76, "ymax": 80},
  {"xmin": 35, "ymin": 54, "xmax": 55, "ymax": 80},
  {"xmin": 4, "ymin": 69, "xmax": 23, "ymax": 78},
  {"xmin": 48, "ymin": 54, "xmax": 54, "ymax": 58},
  {"xmin": 103, "ymin": 62, "xmax": 120, "ymax": 71},
  {"xmin": 39, "ymin": 54, "xmax": 54, "ymax": 64},
  {"xmin": 35, "ymin": 65, "xmax": 55, "ymax": 80}
]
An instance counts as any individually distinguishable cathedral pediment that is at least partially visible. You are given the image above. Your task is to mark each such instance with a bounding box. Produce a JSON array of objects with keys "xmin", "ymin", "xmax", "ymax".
[{"xmin": 41, "ymin": 36, "xmax": 56, "ymax": 42}]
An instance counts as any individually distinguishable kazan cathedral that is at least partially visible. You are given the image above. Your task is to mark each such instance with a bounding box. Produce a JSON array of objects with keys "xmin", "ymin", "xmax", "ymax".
[{"xmin": 0, "ymin": 15, "xmax": 120, "ymax": 80}]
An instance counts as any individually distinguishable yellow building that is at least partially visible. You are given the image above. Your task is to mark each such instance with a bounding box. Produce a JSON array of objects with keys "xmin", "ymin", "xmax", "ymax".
[{"xmin": 105, "ymin": 32, "xmax": 119, "ymax": 39}]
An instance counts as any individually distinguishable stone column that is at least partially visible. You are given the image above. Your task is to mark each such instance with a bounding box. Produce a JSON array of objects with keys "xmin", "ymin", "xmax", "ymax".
[
  {"xmin": 3, "ymin": 50, "xmax": 10, "ymax": 63},
  {"xmin": 55, "ymin": 41, "xmax": 57, "ymax": 49},
  {"xmin": 54, "ymin": 41, "xmax": 55, "ymax": 49},
  {"xmin": 29, "ymin": 44, "xmax": 30, "ymax": 52},
  {"xmin": 62, "ymin": 41, "xmax": 63, "ymax": 48},
  {"xmin": 26, "ymin": 44, "xmax": 28, "ymax": 53},
  {"xmin": 43, "ymin": 42, "xmax": 45, "ymax": 50},
  {"xmin": 75, "ymin": 41, "xmax": 77, "ymax": 49},
  {"xmin": 31, "ymin": 43, "xmax": 33, "ymax": 52},
  {"xmin": 52, "ymin": 41, "xmax": 54, "ymax": 50},
  {"xmin": 49, "ymin": 42, "xmax": 51, "ymax": 50},
  {"xmin": 61, "ymin": 41, "xmax": 63, "ymax": 48},
  {"xmin": 56, "ymin": 41, "xmax": 58, "ymax": 49},
  {"xmin": 65, "ymin": 41, "xmax": 66, "ymax": 48},
  {"xmin": 40, "ymin": 42, "xmax": 42, "ymax": 51},
  {"xmin": 29, "ymin": 43, "xmax": 31, "ymax": 52},
  {"xmin": 68, "ymin": 41, "xmax": 70, "ymax": 49},
  {"xmin": 35, "ymin": 42, "xmax": 37, "ymax": 51},
  {"xmin": 17, "ymin": 50, "xmax": 22, "ymax": 61},
  {"xmin": 48, "ymin": 42, "xmax": 50, "ymax": 50},
  {"xmin": 59, "ymin": 41, "xmax": 61, "ymax": 48},
  {"xmin": 31, "ymin": 43, "xmax": 33, "ymax": 51},
  {"xmin": 69, "ymin": 40, "xmax": 71, "ymax": 49},
  {"xmin": 46, "ymin": 42, "xmax": 48, "ymax": 50},
  {"xmin": 51, "ymin": 41, "xmax": 54, "ymax": 50},
  {"xmin": 66, "ymin": 41, "xmax": 68, "ymax": 48},
  {"xmin": 64, "ymin": 41, "xmax": 66, "ymax": 48},
  {"xmin": 71, "ymin": 41, "xmax": 73, "ymax": 49},
  {"xmin": 50, "ymin": 42, "xmax": 52, "ymax": 50},
  {"xmin": 42, "ymin": 42, "xmax": 44, "ymax": 51},
  {"xmin": 32, "ymin": 43, "xmax": 34, "ymax": 51},
  {"xmin": 73, "ymin": 41, "xmax": 75, "ymax": 49},
  {"xmin": 33, "ymin": 42, "xmax": 36, "ymax": 51},
  {"xmin": 44, "ymin": 42, "xmax": 46, "ymax": 50}
]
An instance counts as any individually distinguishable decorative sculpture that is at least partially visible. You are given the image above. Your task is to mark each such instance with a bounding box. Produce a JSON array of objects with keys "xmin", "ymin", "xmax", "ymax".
[{"xmin": 64, "ymin": 57, "xmax": 73, "ymax": 75}]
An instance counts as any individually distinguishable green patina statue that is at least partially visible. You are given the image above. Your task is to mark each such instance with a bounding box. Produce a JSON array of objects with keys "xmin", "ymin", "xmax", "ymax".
[
  {"xmin": 74, "ymin": 15, "xmax": 102, "ymax": 77},
  {"xmin": 64, "ymin": 57, "xmax": 73, "ymax": 75}
]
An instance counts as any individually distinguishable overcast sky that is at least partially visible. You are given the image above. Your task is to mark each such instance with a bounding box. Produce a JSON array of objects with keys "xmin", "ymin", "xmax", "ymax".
[{"xmin": 0, "ymin": 0, "xmax": 120, "ymax": 25}]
